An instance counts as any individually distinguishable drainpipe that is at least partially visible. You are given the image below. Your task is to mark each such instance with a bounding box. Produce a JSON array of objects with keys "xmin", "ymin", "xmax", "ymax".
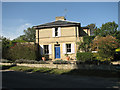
[
  {"xmin": 75, "ymin": 26, "xmax": 78, "ymax": 60},
  {"xmin": 37, "ymin": 29, "xmax": 40, "ymax": 60}
]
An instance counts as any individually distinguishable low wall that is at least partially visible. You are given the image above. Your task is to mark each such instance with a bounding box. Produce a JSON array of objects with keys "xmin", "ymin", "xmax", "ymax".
[{"xmin": 1, "ymin": 63, "xmax": 119, "ymax": 71}]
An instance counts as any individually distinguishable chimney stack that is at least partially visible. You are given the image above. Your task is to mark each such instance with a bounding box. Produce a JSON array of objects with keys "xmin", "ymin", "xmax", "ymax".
[{"xmin": 55, "ymin": 16, "xmax": 66, "ymax": 21}]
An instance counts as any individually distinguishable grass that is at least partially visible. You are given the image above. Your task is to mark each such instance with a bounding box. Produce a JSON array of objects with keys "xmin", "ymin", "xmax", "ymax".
[
  {"xmin": 1, "ymin": 65, "xmax": 120, "ymax": 78},
  {"xmin": 8, "ymin": 66, "xmax": 71, "ymax": 75}
]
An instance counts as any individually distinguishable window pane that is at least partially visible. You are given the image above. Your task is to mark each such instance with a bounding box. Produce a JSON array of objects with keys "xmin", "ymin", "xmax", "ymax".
[
  {"xmin": 66, "ymin": 44, "xmax": 71, "ymax": 53},
  {"xmin": 55, "ymin": 28, "xmax": 58, "ymax": 36},
  {"xmin": 44, "ymin": 45, "xmax": 49, "ymax": 54}
]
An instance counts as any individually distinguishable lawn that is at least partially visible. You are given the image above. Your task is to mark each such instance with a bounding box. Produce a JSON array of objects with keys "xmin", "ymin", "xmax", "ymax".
[{"xmin": 1, "ymin": 65, "xmax": 120, "ymax": 78}]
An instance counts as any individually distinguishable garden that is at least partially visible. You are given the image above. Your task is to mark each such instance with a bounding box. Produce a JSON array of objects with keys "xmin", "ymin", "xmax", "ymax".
[{"xmin": 1, "ymin": 21, "xmax": 120, "ymax": 67}]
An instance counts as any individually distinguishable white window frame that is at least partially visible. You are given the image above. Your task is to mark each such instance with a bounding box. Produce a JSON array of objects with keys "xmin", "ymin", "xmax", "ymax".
[
  {"xmin": 53, "ymin": 27, "xmax": 61, "ymax": 37},
  {"xmin": 43, "ymin": 45, "xmax": 49, "ymax": 55},
  {"xmin": 66, "ymin": 44, "xmax": 71, "ymax": 54}
]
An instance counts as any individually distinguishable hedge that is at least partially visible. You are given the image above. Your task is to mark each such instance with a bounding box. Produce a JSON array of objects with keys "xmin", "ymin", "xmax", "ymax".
[
  {"xmin": 53, "ymin": 60, "xmax": 71, "ymax": 64},
  {"xmin": 2, "ymin": 43, "xmax": 40, "ymax": 60},
  {"xmin": 15, "ymin": 59, "xmax": 49, "ymax": 64},
  {"xmin": 76, "ymin": 52, "xmax": 93, "ymax": 62}
]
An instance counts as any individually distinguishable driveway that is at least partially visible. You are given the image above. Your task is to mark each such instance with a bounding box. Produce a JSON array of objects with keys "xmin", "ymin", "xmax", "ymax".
[{"xmin": 2, "ymin": 70, "xmax": 120, "ymax": 89}]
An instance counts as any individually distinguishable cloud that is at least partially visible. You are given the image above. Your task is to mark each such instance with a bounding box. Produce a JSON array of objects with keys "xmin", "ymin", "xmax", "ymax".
[{"xmin": 2, "ymin": 23, "xmax": 32, "ymax": 40}]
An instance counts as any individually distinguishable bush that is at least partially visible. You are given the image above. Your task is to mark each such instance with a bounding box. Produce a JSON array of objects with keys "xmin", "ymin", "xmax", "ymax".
[
  {"xmin": 91, "ymin": 35, "xmax": 120, "ymax": 61},
  {"xmin": 3, "ymin": 43, "xmax": 40, "ymax": 60},
  {"xmin": 76, "ymin": 52, "xmax": 93, "ymax": 62},
  {"xmin": 53, "ymin": 60, "xmax": 71, "ymax": 64},
  {"xmin": 1, "ymin": 59, "xmax": 14, "ymax": 63},
  {"xmin": 15, "ymin": 59, "xmax": 49, "ymax": 64}
]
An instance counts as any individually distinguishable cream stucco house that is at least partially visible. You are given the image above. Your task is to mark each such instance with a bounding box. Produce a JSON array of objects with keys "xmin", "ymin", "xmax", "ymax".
[{"xmin": 34, "ymin": 16, "xmax": 91, "ymax": 61}]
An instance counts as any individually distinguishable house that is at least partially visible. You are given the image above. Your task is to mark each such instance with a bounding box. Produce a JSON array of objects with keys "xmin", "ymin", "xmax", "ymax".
[{"xmin": 34, "ymin": 16, "xmax": 91, "ymax": 61}]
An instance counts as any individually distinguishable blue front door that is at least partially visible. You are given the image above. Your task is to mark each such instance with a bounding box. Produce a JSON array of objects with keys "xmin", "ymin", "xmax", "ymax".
[{"xmin": 55, "ymin": 47, "xmax": 60, "ymax": 58}]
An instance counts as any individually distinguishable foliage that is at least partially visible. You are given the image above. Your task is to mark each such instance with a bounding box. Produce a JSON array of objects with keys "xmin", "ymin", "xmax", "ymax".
[
  {"xmin": 23, "ymin": 27, "xmax": 36, "ymax": 42},
  {"xmin": 114, "ymin": 31, "xmax": 120, "ymax": 40},
  {"xmin": 86, "ymin": 23, "xmax": 98, "ymax": 35},
  {"xmin": 1, "ymin": 36, "xmax": 14, "ymax": 59},
  {"xmin": 1, "ymin": 59, "xmax": 14, "ymax": 63},
  {"xmin": 65, "ymin": 54, "xmax": 69, "ymax": 57},
  {"xmin": 12, "ymin": 27, "xmax": 35, "ymax": 42},
  {"xmin": 95, "ymin": 21, "xmax": 118, "ymax": 37},
  {"xmin": 3, "ymin": 43, "xmax": 39, "ymax": 60},
  {"xmin": 76, "ymin": 52, "xmax": 93, "ymax": 62},
  {"xmin": 78, "ymin": 36, "xmax": 95, "ymax": 52},
  {"xmin": 91, "ymin": 35, "xmax": 120, "ymax": 61},
  {"xmin": 12, "ymin": 35, "xmax": 27, "ymax": 43},
  {"xmin": 53, "ymin": 60, "xmax": 71, "ymax": 64},
  {"xmin": 15, "ymin": 59, "xmax": 49, "ymax": 64},
  {"xmin": 1, "ymin": 36, "xmax": 12, "ymax": 49}
]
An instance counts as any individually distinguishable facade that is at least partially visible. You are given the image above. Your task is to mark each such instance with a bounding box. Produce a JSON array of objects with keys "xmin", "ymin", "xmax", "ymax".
[{"xmin": 34, "ymin": 16, "xmax": 91, "ymax": 61}]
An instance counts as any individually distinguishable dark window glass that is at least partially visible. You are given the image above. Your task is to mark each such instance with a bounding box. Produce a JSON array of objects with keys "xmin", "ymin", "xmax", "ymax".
[
  {"xmin": 44, "ymin": 45, "xmax": 49, "ymax": 54},
  {"xmin": 66, "ymin": 44, "xmax": 71, "ymax": 53},
  {"xmin": 55, "ymin": 28, "xmax": 58, "ymax": 36}
]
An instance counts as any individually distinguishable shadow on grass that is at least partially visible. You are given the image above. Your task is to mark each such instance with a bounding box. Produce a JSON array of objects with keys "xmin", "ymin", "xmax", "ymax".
[
  {"xmin": 62, "ymin": 68, "xmax": 120, "ymax": 78},
  {"xmin": 2, "ymin": 64, "xmax": 17, "ymax": 70},
  {"xmin": 34, "ymin": 68, "xmax": 54, "ymax": 73}
]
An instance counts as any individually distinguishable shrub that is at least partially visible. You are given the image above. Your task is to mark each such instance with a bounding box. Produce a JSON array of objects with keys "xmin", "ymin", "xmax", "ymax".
[
  {"xmin": 53, "ymin": 60, "xmax": 71, "ymax": 64},
  {"xmin": 91, "ymin": 35, "xmax": 120, "ymax": 61},
  {"xmin": 3, "ymin": 43, "xmax": 40, "ymax": 60},
  {"xmin": 15, "ymin": 59, "xmax": 49, "ymax": 64},
  {"xmin": 1, "ymin": 59, "xmax": 14, "ymax": 63},
  {"xmin": 76, "ymin": 52, "xmax": 93, "ymax": 62}
]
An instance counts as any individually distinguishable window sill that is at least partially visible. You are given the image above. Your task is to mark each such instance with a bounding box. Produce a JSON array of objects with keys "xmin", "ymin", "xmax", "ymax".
[
  {"xmin": 66, "ymin": 52, "xmax": 72, "ymax": 54},
  {"xmin": 53, "ymin": 36, "xmax": 60, "ymax": 37}
]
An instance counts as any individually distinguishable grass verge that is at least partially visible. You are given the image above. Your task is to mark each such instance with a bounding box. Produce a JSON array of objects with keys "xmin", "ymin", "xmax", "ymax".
[{"xmin": 1, "ymin": 65, "xmax": 120, "ymax": 78}]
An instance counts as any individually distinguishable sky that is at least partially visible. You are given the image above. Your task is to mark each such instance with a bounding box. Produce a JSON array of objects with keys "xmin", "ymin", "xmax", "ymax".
[{"xmin": 2, "ymin": 2, "xmax": 118, "ymax": 40}]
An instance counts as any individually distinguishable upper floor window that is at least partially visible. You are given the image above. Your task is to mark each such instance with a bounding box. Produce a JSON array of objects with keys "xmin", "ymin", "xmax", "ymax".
[
  {"xmin": 52, "ymin": 27, "xmax": 61, "ymax": 37},
  {"xmin": 55, "ymin": 27, "xmax": 58, "ymax": 36},
  {"xmin": 66, "ymin": 44, "xmax": 71, "ymax": 53},
  {"xmin": 44, "ymin": 45, "xmax": 49, "ymax": 54}
]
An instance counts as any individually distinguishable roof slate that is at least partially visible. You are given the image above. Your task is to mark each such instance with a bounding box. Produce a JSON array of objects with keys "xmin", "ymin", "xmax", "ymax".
[{"xmin": 34, "ymin": 20, "xmax": 80, "ymax": 29}]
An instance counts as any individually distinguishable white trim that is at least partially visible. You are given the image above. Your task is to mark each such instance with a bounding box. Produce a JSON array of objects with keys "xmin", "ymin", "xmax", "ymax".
[
  {"xmin": 71, "ymin": 43, "xmax": 75, "ymax": 53},
  {"xmin": 58, "ymin": 27, "xmax": 61, "ymax": 37},
  {"xmin": 63, "ymin": 43, "xmax": 66, "ymax": 54},
  {"xmin": 52, "ymin": 28, "xmax": 55, "ymax": 37},
  {"xmin": 66, "ymin": 52, "xmax": 72, "ymax": 54}
]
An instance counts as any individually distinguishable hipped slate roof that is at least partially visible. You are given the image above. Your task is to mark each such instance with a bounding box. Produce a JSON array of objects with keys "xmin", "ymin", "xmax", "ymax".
[{"xmin": 33, "ymin": 20, "xmax": 80, "ymax": 29}]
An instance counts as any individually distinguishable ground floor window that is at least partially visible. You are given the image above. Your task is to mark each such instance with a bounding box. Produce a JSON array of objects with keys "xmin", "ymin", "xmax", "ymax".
[
  {"xmin": 44, "ymin": 45, "xmax": 49, "ymax": 54},
  {"xmin": 66, "ymin": 44, "xmax": 71, "ymax": 53}
]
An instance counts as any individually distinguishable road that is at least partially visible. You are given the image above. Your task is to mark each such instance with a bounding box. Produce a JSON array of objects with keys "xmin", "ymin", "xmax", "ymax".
[{"xmin": 2, "ymin": 70, "xmax": 120, "ymax": 89}]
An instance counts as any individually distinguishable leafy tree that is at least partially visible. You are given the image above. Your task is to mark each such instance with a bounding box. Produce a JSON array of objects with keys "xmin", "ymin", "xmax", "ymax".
[
  {"xmin": 23, "ymin": 27, "xmax": 36, "ymax": 42},
  {"xmin": 114, "ymin": 30, "xmax": 120, "ymax": 40},
  {"xmin": 12, "ymin": 35, "xmax": 27, "ymax": 43},
  {"xmin": 91, "ymin": 35, "xmax": 120, "ymax": 61},
  {"xmin": 86, "ymin": 24, "xmax": 98, "ymax": 35},
  {"xmin": 97, "ymin": 21, "xmax": 118, "ymax": 37},
  {"xmin": 78, "ymin": 36, "xmax": 95, "ymax": 52},
  {"xmin": 1, "ymin": 36, "xmax": 12, "ymax": 59}
]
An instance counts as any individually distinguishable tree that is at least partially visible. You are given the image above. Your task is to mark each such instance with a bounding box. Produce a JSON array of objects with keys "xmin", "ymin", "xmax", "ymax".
[
  {"xmin": 97, "ymin": 21, "xmax": 118, "ymax": 37},
  {"xmin": 78, "ymin": 36, "xmax": 95, "ymax": 52},
  {"xmin": 12, "ymin": 35, "xmax": 27, "ymax": 43},
  {"xmin": 23, "ymin": 27, "xmax": 36, "ymax": 42},
  {"xmin": 91, "ymin": 35, "xmax": 120, "ymax": 61},
  {"xmin": 1, "ymin": 36, "xmax": 12, "ymax": 59},
  {"xmin": 86, "ymin": 24, "xmax": 98, "ymax": 36}
]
